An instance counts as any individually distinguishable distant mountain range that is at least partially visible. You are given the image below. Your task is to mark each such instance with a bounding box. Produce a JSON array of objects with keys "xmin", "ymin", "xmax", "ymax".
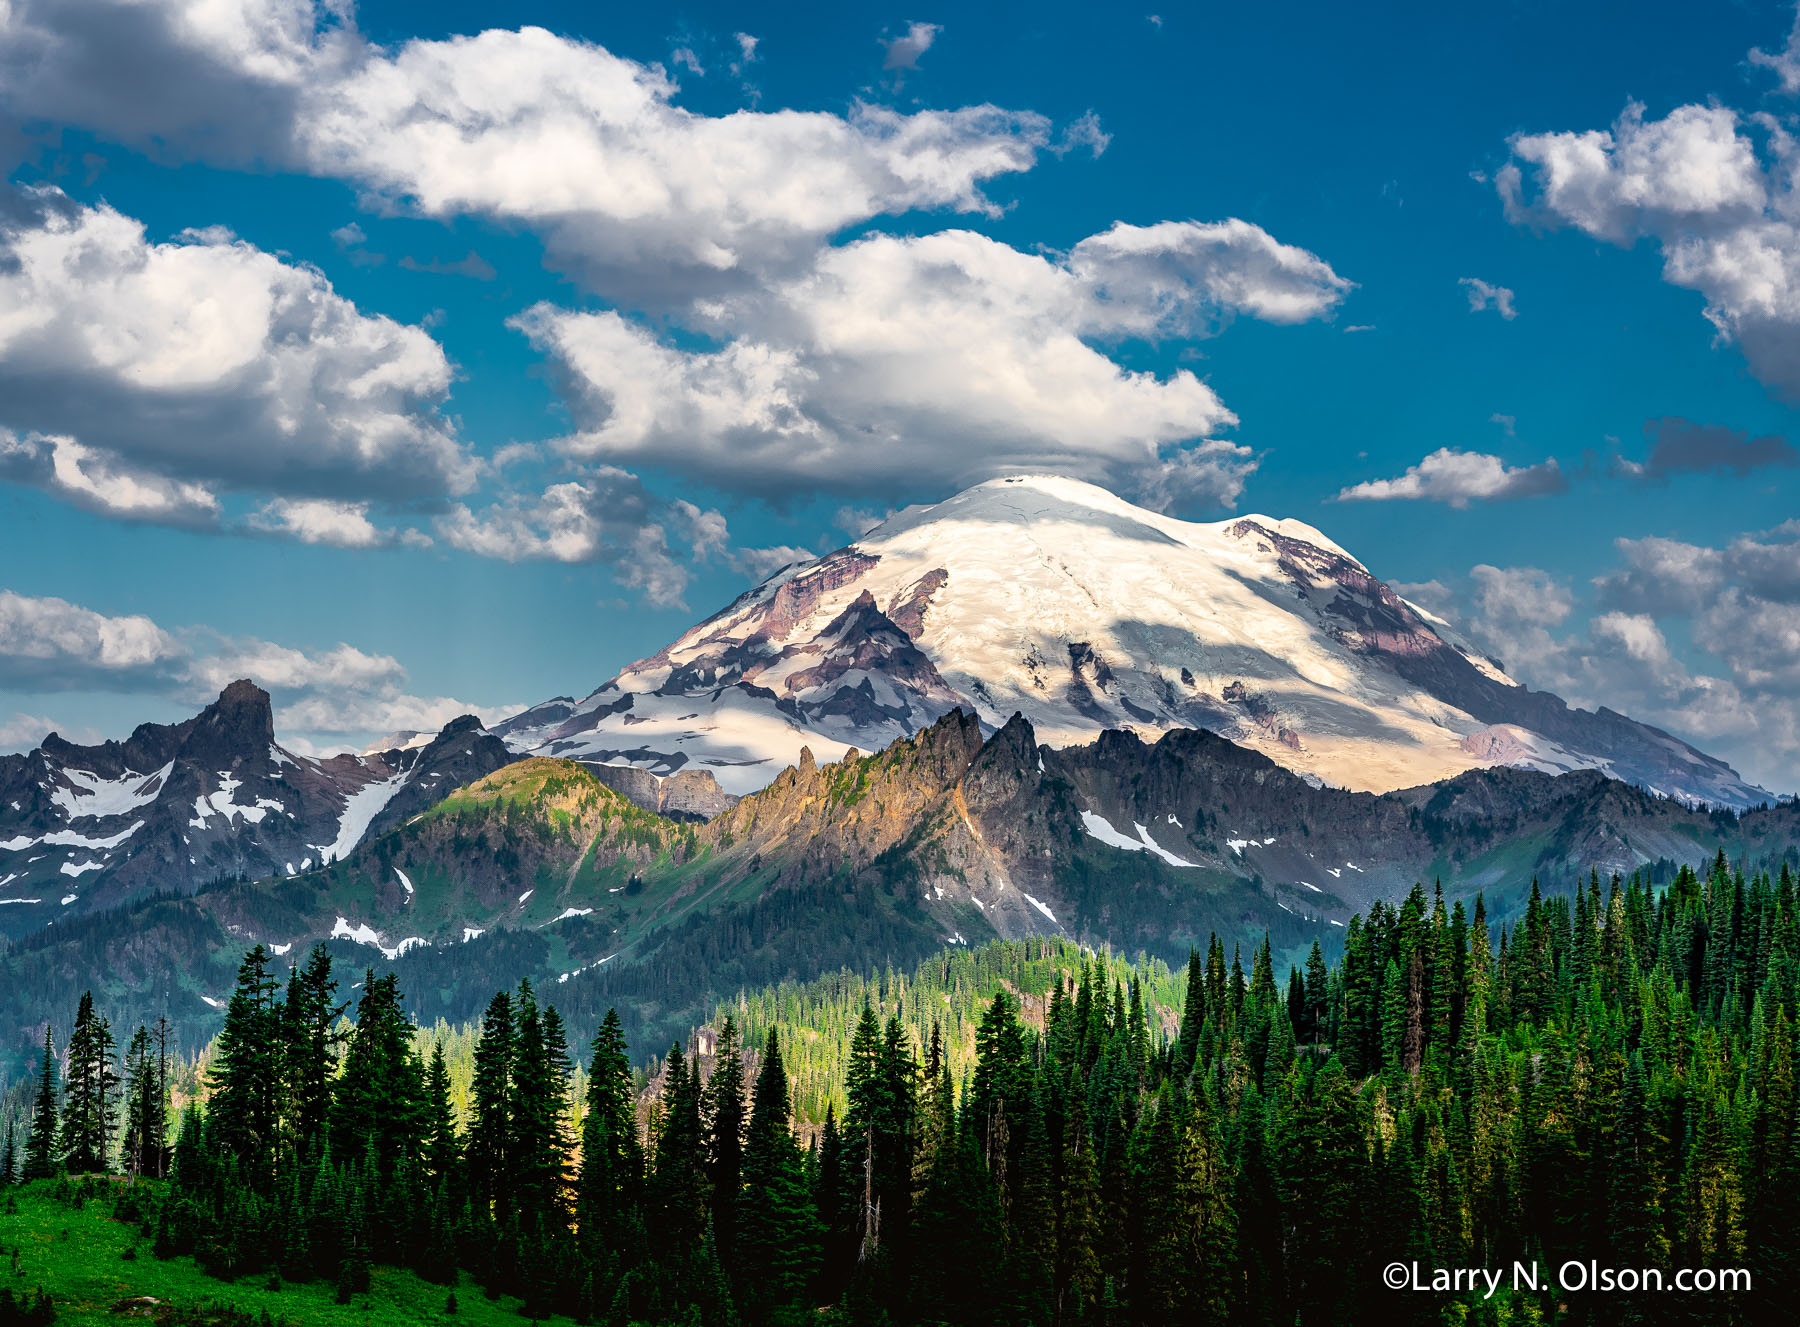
[
  {"xmin": 2, "ymin": 705, "xmax": 1793, "ymax": 1066},
  {"xmin": 505, "ymin": 474, "xmax": 1769, "ymax": 809},
  {"xmin": 0, "ymin": 681, "xmax": 512, "ymax": 938},
  {"xmin": 2, "ymin": 473, "xmax": 1790, "ymax": 1067}
]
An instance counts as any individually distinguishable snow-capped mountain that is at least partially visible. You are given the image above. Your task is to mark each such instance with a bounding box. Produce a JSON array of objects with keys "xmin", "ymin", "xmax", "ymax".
[
  {"xmin": 0, "ymin": 682, "xmax": 512, "ymax": 935},
  {"xmin": 518, "ymin": 474, "xmax": 1767, "ymax": 807}
]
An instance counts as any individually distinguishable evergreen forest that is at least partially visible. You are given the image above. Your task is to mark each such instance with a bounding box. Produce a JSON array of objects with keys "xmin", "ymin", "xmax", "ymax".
[{"xmin": 2, "ymin": 857, "xmax": 1796, "ymax": 1326}]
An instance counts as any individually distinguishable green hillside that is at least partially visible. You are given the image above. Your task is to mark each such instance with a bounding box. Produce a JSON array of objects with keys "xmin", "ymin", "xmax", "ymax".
[{"xmin": 1, "ymin": 1178, "xmax": 570, "ymax": 1327}]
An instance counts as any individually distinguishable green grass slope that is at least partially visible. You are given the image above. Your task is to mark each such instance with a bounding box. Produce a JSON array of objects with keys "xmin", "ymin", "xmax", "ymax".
[{"xmin": 1, "ymin": 1179, "xmax": 574, "ymax": 1327}]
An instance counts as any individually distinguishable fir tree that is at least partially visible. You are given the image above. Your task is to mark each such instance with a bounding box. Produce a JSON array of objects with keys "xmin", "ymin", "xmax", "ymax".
[
  {"xmin": 22, "ymin": 1027, "xmax": 60, "ymax": 1181},
  {"xmin": 423, "ymin": 1041, "xmax": 461, "ymax": 1185},
  {"xmin": 208, "ymin": 945, "xmax": 285, "ymax": 1178},
  {"xmin": 58, "ymin": 991, "xmax": 118, "ymax": 1173},
  {"xmin": 577, "ymin": 1007, "xmax": 642, "ymax": 1262},
  {"xmin": 703, "ymin": 1015, "xmax": 747, "ymax": 1270},
  {"xmin": 282, "ymin": 944, "xmax": 345, "ymax": 1156},
  {"xmin": 736, "ymin": 1028, "xmax": 821, "ymax": 1322},
  {"xmin": 466, "ymin": 989, "xmax": 515, "ymax": 1216}
]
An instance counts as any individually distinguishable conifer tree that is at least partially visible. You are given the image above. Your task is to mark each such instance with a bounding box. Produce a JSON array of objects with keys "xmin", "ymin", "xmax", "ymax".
[
  {"xmin": 737, "ymin": 1028, "xmax": 821, "ymax": 1321},
  {"xmin": 1127, "ymin": 1085, "xmax": 1236, "ymax": 1326},
  {"xmin": 331, "ymin": 971, "xmax": 426, "ymax": 1177},
  {"xmin": 703, "ymin": 1015, "xmax": 747, "ymax": 1269},
  {"xmin": 1176, "ymin": 949, "xmax": 1206, "ymax": 1073},
  {"xmin": 466, "ymin": 989, "xmax": 515, "ymax": 1216},
  {"xmin": 22, "ymin": 1026, "xmax": 60, "ymax": 1181},
  {"xmin": 578, "ymin": 1007, "xmax": 642, "ymax": 1261},
  {"xmin": 283, "ymin": 944, "xmax": 344, "ymax": 1156},
  {"xmin": 1303, "ymin": 940, "xmax": 1329, "ymax": 1044},
  {"xmin": 652, "ymin": 1041, "xmax": 707, "ymax": 1248},
  {"xmin": 59, "ymin": 990, "xmax": 118, "ymax": 1173},
  {"xmin": 208, "ymin": 944, "xmax": 284, "ymax": 1177},
  {"xmin": 509, "ymin": 983, "xmax": 573, "ymax": 1232},
  {"xmin": 120, "ymin": 1023, "xmax": 165, "ymax": 1179}
]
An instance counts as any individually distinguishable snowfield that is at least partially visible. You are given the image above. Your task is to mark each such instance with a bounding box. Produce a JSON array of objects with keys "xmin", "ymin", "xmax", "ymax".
[
  {"xmin": 502, "ymin": 474, "xmax": 1763, "ymax": 806},
  {"xmin": 322, "ymin": 772, "xmax": 411, "ymax": 863}
]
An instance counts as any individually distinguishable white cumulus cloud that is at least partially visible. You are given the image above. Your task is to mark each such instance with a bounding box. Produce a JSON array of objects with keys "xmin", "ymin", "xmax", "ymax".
[
  {"xmin": 1459, "ymin": 277, "xmax": 1516, "ymax": 319},
  {"xmin": 1337, "ymin": 448, "xmax": 1567, "ymax": 507},
  {"xmin": 0, "ymin": 588, "xmax": 516, "ymax": 752},
  {"xmin": 250, "ymin": 498, "xmax": 394, "ymax": 548},
  {"xmin": 515, "ymin": 222, "xmax": 1347, "ymax": 505},
  {"xmin": 0, "ymin": 189, "xmax": 470, "ymax": 504},
  {"xmin": 0, "ymin": 590, "xmax": 183, "ymax": 691},
  {"xmin": 1498, "ymin": 88, "xmax": 1800, "ymax": 398}
]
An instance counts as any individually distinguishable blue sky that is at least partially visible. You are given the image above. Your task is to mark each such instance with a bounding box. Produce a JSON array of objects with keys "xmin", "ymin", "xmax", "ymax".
[{"xmin": 2, "ymin": 0, "xmax": 1799, "ymax": 790}]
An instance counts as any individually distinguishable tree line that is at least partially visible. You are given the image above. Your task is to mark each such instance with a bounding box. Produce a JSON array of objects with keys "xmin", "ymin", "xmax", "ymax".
[{"xmin": 3, "ymin": 858, "xmax": 1798, "ymax": 1325}]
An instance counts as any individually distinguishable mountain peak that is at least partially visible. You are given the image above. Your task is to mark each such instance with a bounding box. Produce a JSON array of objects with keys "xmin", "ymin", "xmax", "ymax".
[
  {"xmin": 516, "ymin": 474, "xmax": 1766, "ymax": 808},
  {"xmin": 183, "ymin": 679, "xmax": 275, "ymax": 759}
]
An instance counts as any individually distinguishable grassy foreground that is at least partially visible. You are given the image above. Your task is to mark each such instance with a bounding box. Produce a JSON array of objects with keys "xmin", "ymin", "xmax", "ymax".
[{"xmin": 0, "ymin": 1179, "xmax": 574, "ymax": 1327}]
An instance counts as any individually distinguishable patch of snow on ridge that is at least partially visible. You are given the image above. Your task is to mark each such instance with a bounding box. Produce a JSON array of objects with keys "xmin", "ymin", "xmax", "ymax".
[
  {"xmin": 1023, "ymin": 892, "xmax": 1059, "ymax": 924},
  {"xmin": 1080, "ymin": 810, "xmax": 1144, "ymax": 853},
  {"xmin": 463, "ymin": 926, "xmax": 485, "ymax": 943},
  {"xmin": 50, "ymin": 763, "xmax": 172, "ymax": 819},
  {"xmin": 331, "ymin": 915, "xmax": 382, "ymax": 947},
  {"xmin": 0, "ymin": 898, "xmax": 42, "ymax": 905},
  {"xmin": 322, "ymin": 771, "xmax": 411, "ymax": 863},
  {"xmin": 59, "ymin": 860, "xmax": 103, "ymax": 877},
  {"xmin": 202, "ymin": 996, "xmax": 223, "ymax": 1009},
  {"xmin": 552, "ymin": 907, "xmax": 593, "ymax": 922},
  {"xmin": 189, "ymin": 773, "xmax": 285, "ymax": 829},
  {"xmin": 43, "ymin": 822, "xmax": 143, "ymax": 851},
  {"xmin": 330, "ymin": 915, "xmax": 425, "ymax": 960},
  {"xmin": 1227, "ymin": 838, "xmax": 1250, "ymax": 856},
  {"xmin": 60, "ymin": 894, "xmax": 77, "ymax": 905},
  {"xmin": 1133, "ymin": 821, "xmax": 1197, "ymax": 868},
  {"xmin": 271, "ymin": 942, "xmax": 292, "ymax": 955},
  {"xmin": 395, "ymin": 867, "xmax": 414, "ymax": 896},
  {"xmin": 1078, "ymin": 810, "xmax": 1196, "ymax": 867}
]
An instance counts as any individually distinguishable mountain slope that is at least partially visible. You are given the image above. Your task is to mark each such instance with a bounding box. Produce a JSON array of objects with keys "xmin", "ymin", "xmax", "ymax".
[
  {"xmin": 518, "ymin": 474, "xmax": 1764, "ymax": 808},
  {"xmin": 6, "ymin": 708, "xmax": 1794, "ymax": 1068},
  {"xmin": 0, "ymin": 682, "xmax": 514, "ymax": 937}
]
